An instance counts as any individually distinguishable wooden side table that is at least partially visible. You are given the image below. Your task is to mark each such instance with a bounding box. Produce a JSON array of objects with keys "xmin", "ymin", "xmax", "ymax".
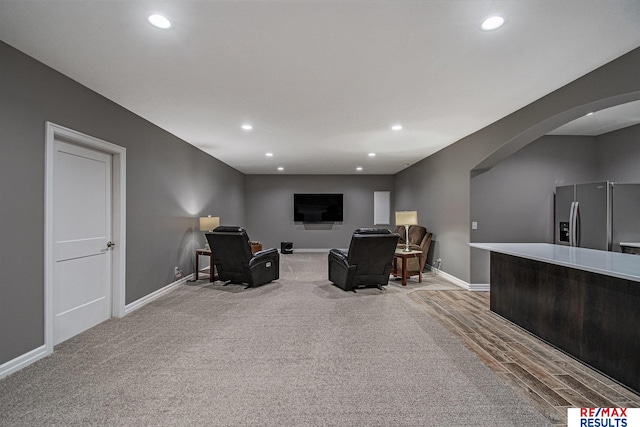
[
  {"xmin": 195, "ymin": 249, "xmax": 214, "ymax": 282},
  {"xmin": 392, "ymin": 249, "xmax": 423, "ymax": 286}
]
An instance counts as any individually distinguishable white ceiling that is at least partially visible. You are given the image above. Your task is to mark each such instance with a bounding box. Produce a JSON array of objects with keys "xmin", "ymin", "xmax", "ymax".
[{"xmin": 1, "ymin": 1, "xmax": 639, "ymax": 175}]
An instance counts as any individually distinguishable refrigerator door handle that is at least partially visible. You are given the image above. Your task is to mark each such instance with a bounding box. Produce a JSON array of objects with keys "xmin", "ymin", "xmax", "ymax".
[
  {"xmin": 569, "ymin": 202, "xmax": 575, "ymax": 246},
  {"xmin": 571, "ymin": 202, "xmax": 580, "ymax": 246},
  {"xmin": 573, "ymin": 201, "xmax": 580, "ymax": 247}
]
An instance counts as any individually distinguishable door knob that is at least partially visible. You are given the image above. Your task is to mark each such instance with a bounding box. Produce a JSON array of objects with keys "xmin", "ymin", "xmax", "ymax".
[{"xmin": 107, "ymin": 241, "xmax": 115, "ymax": 248}]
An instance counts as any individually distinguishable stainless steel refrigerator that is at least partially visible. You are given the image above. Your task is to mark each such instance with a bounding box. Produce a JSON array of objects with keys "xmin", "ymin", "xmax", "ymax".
[
  {"xmin": 555, "ymin": 181, "xmax": 611, "ymax": 250},
  {"xmin": 555, "ymin": 182, "xmax": 640, "ymax": 251}
]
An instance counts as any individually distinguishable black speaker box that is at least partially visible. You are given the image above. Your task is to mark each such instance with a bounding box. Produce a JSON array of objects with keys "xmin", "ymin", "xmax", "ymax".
[{"xmin": 281, "ymin": 241, "xmax": 293, "ymax": 254}]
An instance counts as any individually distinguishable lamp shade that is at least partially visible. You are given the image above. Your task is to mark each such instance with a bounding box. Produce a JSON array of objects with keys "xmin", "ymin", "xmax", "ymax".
[
  {"xmin": 395, "ymin": 211, "xmax": 418, "ymax": 226},
  {"xmin": 199, "ymin": 216, "xmax": 220, "ymax": 231}
]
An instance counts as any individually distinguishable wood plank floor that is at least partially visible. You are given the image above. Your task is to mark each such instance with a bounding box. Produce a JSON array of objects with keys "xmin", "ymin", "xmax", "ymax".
[{"xmin": 409, "ymin": 290, "xmax": 640, "ymax": 426}]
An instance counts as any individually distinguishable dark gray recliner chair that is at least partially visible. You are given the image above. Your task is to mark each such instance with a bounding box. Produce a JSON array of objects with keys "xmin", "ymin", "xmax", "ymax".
[
  {"xmin": 328, "ymin": 228, "xmax": 400, "ymax": 292},
  {"xmin": 205, "ymin": 226, "xmax": 279, "ymax": 287}
]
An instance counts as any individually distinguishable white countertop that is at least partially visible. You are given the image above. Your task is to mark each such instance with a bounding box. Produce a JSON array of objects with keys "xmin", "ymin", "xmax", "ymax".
[{"xmin": 470, "ymin": 243, "xmax": 640, "ymax": 283}]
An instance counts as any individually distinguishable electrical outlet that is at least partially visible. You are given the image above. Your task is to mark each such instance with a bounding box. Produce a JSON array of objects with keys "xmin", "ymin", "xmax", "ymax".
[
  {"xmin": 472, "ymin": 221, "xmax": 478, "ymax": 230},
  {"xmin": 174, "ymin": 266, "xmax": 182, "ymax": 278}
]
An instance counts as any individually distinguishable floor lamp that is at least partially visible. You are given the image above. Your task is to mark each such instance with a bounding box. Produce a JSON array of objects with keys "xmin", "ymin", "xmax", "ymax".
[
  {"xmin": 395, "ymin": 211, "xmax": 418, "ymax": 252},
  {"xmin": 199, "ymin": 215, "xmax": 220, "ymax": 251}
]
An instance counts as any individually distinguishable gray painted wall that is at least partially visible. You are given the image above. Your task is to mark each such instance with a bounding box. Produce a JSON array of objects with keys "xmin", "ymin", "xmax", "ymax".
[
  {"xmin": 467, "ymin": 125, "xmax": 640, "ymax": 283},
  {"xmin": 471, "ymin": 135, "xmax": 599, "ymax": 244},
  {"xmin": 395, "ymin": 46, "xmax": 640, "ymax": 284},
  {"xmin": 471, "ymin": 126, "xmax": 640, "ymax": 243},
  {"xmin": 469, "ymin": 135, "xmax": 598, "ymax": 283},
  {"xmin": 596, "ymin": 123, "xmax": 640, "ymax": 182},
  {"xmin": 245, "ymin": 175, "xmax": 395, "ymax": 251},
  {"xmin": 0, "ymin": 41, "xmax": 245, "ymax": 364}
]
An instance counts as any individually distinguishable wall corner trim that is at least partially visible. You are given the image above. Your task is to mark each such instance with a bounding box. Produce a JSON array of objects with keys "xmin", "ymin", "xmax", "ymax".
[{"xmin": 0, "ymin": 345, "xmax": 48, "ymax": 380}]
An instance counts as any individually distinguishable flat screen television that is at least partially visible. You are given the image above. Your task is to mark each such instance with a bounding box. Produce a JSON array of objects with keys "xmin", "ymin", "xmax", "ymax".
[{"xmin": 294, "ymin": 193, "xmax": 343, "ymax": 223}]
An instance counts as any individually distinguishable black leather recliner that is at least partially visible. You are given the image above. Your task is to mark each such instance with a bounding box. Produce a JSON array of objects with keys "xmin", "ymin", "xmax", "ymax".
[
  {"xmin": 328, "ymin": 228, "xmax": 400, "ymax": 291},
  {"xmin": 205, "ymin": 226, "xmax": 279, "ymax": 287}
]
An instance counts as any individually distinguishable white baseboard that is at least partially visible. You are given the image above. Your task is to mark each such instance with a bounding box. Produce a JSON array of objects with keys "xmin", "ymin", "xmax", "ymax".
[
  {"xmin": 434, "ymin": 269, "xmax": 470, "ymax": 290},
  {"xmin": 426, "ymin": 265, "xmax": 475, "ymax": 291},
  {"xmin": 424, "ymin": 264, "xmax": 489, "ymax": 291},
  {"xmin": 123, "ymin": 273, "xmax": 193, "ymax": 316},
  {"xmin": 0, "ymin": 345, "xmax": 48, "ymax": 379},
  {"xmin": 469, "ymin": 283, "xmax": 490, "ymax": 291}
]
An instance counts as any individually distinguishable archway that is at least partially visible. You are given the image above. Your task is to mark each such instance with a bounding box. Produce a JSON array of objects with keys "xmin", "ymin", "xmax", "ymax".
[{"xmin": 469, "ymin": 91, "xmax": 640, "ymax": 286}]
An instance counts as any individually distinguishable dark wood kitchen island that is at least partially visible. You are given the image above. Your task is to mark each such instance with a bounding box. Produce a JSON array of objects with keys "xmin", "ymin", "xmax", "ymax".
[{"xmin": 471, "ymin": 243, "xmax": 640, "ymax": 393}]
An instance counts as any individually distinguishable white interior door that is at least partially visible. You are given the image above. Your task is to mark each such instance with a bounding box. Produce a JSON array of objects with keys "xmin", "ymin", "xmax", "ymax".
[{"xmin": 53, "ymin": 139, "xmax": 112, "ymax": 345}]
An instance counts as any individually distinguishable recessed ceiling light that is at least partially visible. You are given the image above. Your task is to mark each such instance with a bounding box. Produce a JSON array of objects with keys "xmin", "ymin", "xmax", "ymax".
[
  {"xmin": 368, "ymin": 153, "xmax": 376, "ymax": 157},
  {"xmin": 241, "ymin": 124, "xmax": 253, "ymax": 130},
  {"xmin": 277, "ymin": 167, "xmax": 284, "ymax": 171},
  {"xmin": 148, "ymin": 14, "xmax": 172, "ymax": 29},
  {"xmin": 356, "ymin": 167, "xmax": 363, "ymax": 171},
  {"xmin": 265, "ymin": 152, "xmax": 274, "ymax": 157},
  {"xmin": 391, "ymin": 125, "xmax": 402, "ymax": 131},
  {"xmin": 481, "ymin": 15, "xmax": 504, "ymax": 31},
  {"xmin": 586, "ymin": 112, "xmax": 594, "ymax": 116}
]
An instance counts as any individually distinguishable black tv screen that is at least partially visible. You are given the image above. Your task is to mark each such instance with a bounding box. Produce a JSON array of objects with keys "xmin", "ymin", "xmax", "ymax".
[{"xmin": 294, "ymin": 193, "xmax": 343, "ymax": 222}]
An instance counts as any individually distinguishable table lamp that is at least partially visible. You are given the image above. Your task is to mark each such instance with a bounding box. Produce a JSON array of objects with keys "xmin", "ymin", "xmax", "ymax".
[
  {"xmin": 395, "ymin": 211, "xmax": 418, "ymax": 252},
  {"xmin": 199, "ymin": 215, "xmax": 220, "ymax": 250}
]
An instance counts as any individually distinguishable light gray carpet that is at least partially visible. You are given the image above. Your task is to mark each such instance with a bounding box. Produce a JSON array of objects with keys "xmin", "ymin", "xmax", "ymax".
[{"xmin": 0, "ymin": 253, "xmax": 550, "ymax": 426}]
